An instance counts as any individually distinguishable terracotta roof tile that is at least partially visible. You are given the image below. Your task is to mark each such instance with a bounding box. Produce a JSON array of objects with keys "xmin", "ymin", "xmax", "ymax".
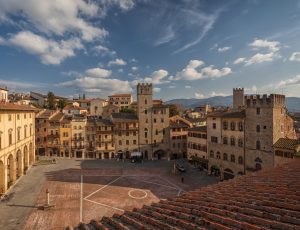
[
  {"xmin": 273, "ymin": 138, "xmax": 300, "ymax": 150},
  {"xmin": 0, "ymin": 102, "xmax": 38, "ymax": 111},
  {"xmin": 78, "ymin": 161, "xmax": 300, "ymax": 229}
]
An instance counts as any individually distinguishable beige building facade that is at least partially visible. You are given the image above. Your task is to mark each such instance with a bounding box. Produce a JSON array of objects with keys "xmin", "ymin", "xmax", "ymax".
[
  {"xmin": 137, "ymin": 83, "xmax": 170, "ymax": 160},
  {"xmin": 108, "ymin": 94, "xmax": 132, "ymax": 109},
  {"xmin": 0, "ymin": 104, "xmax": 36, "ymax": 193}
]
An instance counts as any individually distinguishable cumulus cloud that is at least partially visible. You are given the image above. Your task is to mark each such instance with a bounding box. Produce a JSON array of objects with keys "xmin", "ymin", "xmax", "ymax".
[
  {"xmin": 249, "ymin": 39, "xmax": 280, "ymax": 52},
  {"xmin": 234, "ymin": 39, "xmax": 281, "ymax": 66},
  {"xmin": 233, "ymin": 57, "xmax": 246, "ymax": 65},
  {"xmin": 289, "ymin": 52, "xmax": 300, "ymax": 62},
  {"xmin": 153, "ymin": 87, "xmax": 161, "ymax": 93},
  {"xmin": 194, "ymin": 91, "xmax": 229, "ymax": 99},
  {"xmin": 194, "ymin": 93, "xmax": 205, "ymax": 99},
  {"xmin": 144, "ymin": 69, "xmax": 169, "ymax": 84},
  {"xmin": 0, "ymin": 0, "xmax": 107, "ymax": 41},
  {"xmin": 93, "ymin": 45, "xmax": 116, "ymax": 56},
  {"xmin": 217, "ymin": 46, "xmax": 231, "ymax": 52},
  {"xmin": 131, "ymin": 66, "xmax": 138, "ymax": 71},
  {"xmin": 185, "ymin": 85, "xmax": 191, "ymax": 89},
  {"xmin": 175, "ymin": 59, "xmax": 231, "ymax": 81},
  {"xmin": 0, "ymin": 36, "xmax": 5, "ymax": 44},
  {"xmin": 275, "ymin": 75, "xmax": 300, "ymax": 89},
  {"xmin": 245, "ymin": 52, "xmax": 277, "ymax": 66},
  {"xmin": 9, "ymin": 31, "xmax": 83, "ymax": 65},
  {"xmin": 85, "ymin": 67, "xmax": 112, "ymax": 78},
  {"xmin": 108, "ymin": 58, "xmax": 127, "ymax": 66},
  {"xmin": 59, "ymin": 77, "xmax": 132, "ymax": 96}
]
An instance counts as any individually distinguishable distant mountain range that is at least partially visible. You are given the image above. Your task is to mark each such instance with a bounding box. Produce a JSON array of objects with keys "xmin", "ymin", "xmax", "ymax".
[{"xmin": 167, "ymin": 96, "xmax": 300, "ymax": 112}]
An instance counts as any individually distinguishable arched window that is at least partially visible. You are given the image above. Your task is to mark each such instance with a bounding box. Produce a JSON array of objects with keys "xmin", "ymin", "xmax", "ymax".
[
  {"xmin": 230, "ymin": 154, "xmax": 235, "ymax": 163},
  {"xmin": 238, "ymin": 138, "xmax": 243, "ymax": 147},
  {"xmin": 230, "ymin": 137, "xmax": 235, "ymax": 146},
  {"xmin": 144, "ymin": 128, "xmax": 148, "ymax": 138},
  {"xmin": 230, "ymin": 122, "xmax": 236, "ymax": 131},
  {"xmin": 223, "ymin": 153, "xmax": 228, "ymax": 161},
  {"xmin": 256, "ymin": 125, "xmax": 260, "ymax": 132},
  {"xmin": 210, "ymin": 150, "xmax": 214, "ymax": 158},
  {"xmin": 223, "ymin": 137, "xmax": 228, "ymax": 145},
  {"xmin": 256, "ymin": 140, "xmax": 261, "ymax": 150},
  {"xmin": 216, "ymin": 152, "xmax": 220, "ymax": 159},
  {"xmin": 238, "ymin": 156, "xmax": 243, "ymax": 164}
]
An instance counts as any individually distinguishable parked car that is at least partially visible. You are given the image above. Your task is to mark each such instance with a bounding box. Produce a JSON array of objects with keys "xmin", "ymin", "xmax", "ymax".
[{"xmin": 176, "ymin": 163, "xmax": 186, "ymax": 172}]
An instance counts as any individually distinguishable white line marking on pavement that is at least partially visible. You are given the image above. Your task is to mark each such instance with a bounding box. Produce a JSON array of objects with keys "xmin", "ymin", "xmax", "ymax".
[
  {"xmin": 84, "ymin": 176, "xmax": 123, "ymax": 200},
  {"xmin": 128, "ymin": 176, "xmax": 178, "ymax": 190},
  {"xmin": 158, "ymin": 175, "xmax": 185, "ymax": 192},
  {"xmin": 80, "ymin": 175, "xmax": 83, "ymax": 222},
  {"xmin": 84, "ymin": 198, "xmax": 124, "ymax": 212}
]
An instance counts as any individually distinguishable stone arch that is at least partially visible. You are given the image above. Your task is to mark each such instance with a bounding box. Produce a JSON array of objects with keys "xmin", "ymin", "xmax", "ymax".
[
  {"xmin": 224, "ymin": 168, "xmax": 235, "ymax": 180},
  {"xmin": 154, "ymin": 149, "xmax": 166, "ymax": 160},
  {"xmin": 0, "ymin": 160, "xmax": 4, "ymax": 193},
  {"xmin": 16, "ymin": 149, "xmax": 23, "ymax": 178},
  {"xmin": 23, "ymin": 145, "xmax": 29, "ymax": 172},
  {"xmin": 7, "ymin": 154, "xmax": 15, "ymax": 188},
  {"xmin": 29, "ymin": 142, "xmax": 34, "ymax": 164}
]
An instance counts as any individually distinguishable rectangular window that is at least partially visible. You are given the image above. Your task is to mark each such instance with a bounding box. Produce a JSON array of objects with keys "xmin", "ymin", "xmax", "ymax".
[
  {"xmin": 8, "ymin": 114, "xmax": 12, "ymax": 121},
  {"xmin": 213, "ymin": 123, "xmax": 216, "ymax": 129},
  {"xmin": 256, "ymin": 108, "xmax": 260, "ymax": 115},
  {"xmin": 211, "ymin": 136, "xmax": 218, "ymax": 143}
]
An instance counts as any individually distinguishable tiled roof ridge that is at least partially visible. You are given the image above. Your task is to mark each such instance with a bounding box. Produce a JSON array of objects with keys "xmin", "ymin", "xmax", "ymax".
[{"xmin": 78, "ymin": 161, "xmax": 300, "ymax": 229}]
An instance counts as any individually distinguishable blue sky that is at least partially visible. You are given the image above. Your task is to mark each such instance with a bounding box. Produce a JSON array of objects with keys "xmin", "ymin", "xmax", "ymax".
[{"xmin": 1, "ymin": 0, "xmax": 300, "ymax": 100}]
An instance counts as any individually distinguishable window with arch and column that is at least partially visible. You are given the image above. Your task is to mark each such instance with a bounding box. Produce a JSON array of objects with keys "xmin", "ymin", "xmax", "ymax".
[
  {"xmin": 223, "ymin": 153, "xmax": 228, "ymax": 161},
  {"xmin": 209, "ymin": 150, "xmax": 214, "ymax": 158},
  {"xmin": 216, "ymin": 152, "xmax": 220, "ymax": 159},
  {"xmin": 144, "ymin": 128, "xmax": 148, "ymax": 138}
]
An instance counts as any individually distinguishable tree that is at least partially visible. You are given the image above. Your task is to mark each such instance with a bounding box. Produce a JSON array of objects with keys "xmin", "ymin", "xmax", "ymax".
[
  {"xmin": 169, "ymin": 104, "xmax": 180, "ymax": 117},
  {"xmin": 47, "ymin": 91, "xmax": 55, "ymax": 109},
  {"xmin": 58, "ymin": 99, "xmax": 68, "ymax": 110},
  {"xmin": 120, "ymin": 107, "xmax": 136, "ymax": 114}
]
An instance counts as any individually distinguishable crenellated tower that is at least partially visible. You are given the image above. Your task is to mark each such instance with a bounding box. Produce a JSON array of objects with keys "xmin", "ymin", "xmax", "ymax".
[{"xmin": 233, "ymin": 88, "xmax": 244, "ymax": 110}]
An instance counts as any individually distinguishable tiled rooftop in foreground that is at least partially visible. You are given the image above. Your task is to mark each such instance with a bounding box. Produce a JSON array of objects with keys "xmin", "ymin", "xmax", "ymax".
[{"xmin": 78, "ymin": 161, "xmax": 300, "ymax": 229}]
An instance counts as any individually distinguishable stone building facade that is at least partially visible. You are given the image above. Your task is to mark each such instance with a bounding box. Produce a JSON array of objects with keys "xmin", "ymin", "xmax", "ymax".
[
  {"xmin": 111, "ymin": 113, "xmax": 139, "ymax": 158},
  {"xmin": 59, "ymin": 116, "xmax": 72, "ymax": 158},
  {"xmin": 169, "ymin": 115, "xmax": 192, "ymax": 159},
  {"xmin": 85, "ymin": 118, "xmax": 114, "ymax": 159},
  {"xmin": 273, "ymin": 138, "xmax": 300, "ymax": 167},
  {"xmin": 71, "ymin": 115, "xmax": 86, "ymax": 158},
  {"xmin": 0, "ymin": 104, "xmax": 36, "ymax": 193},
  {"xmin": 187, "ymin": 126, "xmax": 207, "ymax": 160},
  {"xmin": 137, "ymin": 83, "xmax": 170, "ymax": 160},
  {"xmin": 108, "ymin": 94, "xmax": 132, "ymax": 109}
]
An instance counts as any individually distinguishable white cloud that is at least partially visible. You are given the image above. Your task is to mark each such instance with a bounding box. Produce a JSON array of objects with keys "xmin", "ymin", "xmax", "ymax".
[
  {"xmin": 131, "ymin": 66, "xmax": 138, "ymax": 71},
  {"xmin": 59, "ymin": 77, "xmax": 132, "ymax": 96},
  {"xmin": 0, "ymin": 0, "xmax": 107, "ymax": 41},
  {"xmin": 194, "ymin": 93, "xmax": 205, "ymax": 99},
  {"xmin": 244, "ymin": 85, "xmax": 257, "ymax": 93},
  {"xmin": 153, "ymin": 87, "xmax": 161, "ymax": 93},
  {"xmin": 245, "ymin": 52, "xmax": 276, "ymax": 66},
  {"xmin": 194, "ymin": 91, "xmax": 229, "ymax": 99},
  {"xmin": 129, "ymin": 58, "xmax": 138, "ymax": 63},
  {"xmin": 85, "ymin": 67, "xmax": 112, "ymax": 78},
  {"xmin": 108, "ymin": 58, "xmax": 127, "ymax": 66},
  {"xmin": 9, "ymin": 31, "xmax": 83, "ymax": 65},
  {"xmin": 94, "ymin": 45, "xmax": 116, "ymax": 56},
  {"xmin": 249, "ymin": 39, "xmax": 280, "ymax": 52},
  {"xmin": 118, "ymin": 69, "xmax": 124, "ymax": 73},
  {"xmin": 217, "ymin": 46, "xmax": 231, "ymax": 52},
  {"xmin": 175, "ymin": 60, "xmax": 231, "ymax": 81},
  {"xmin": 0, "ymin": 36, "xmax": 5, "ymax": 44},
  {"xmin": 168, "ymin": 85, "xmax": 176, "ymax": 89},
  {"xmin": 144, "ymin": 69, "xmax": 169, "ymax": 84},
  {"xmin": 61, "ymin": 71, "xmax": 81, "ymax": 77},
  {"xmin": 275, "ymin": 75, "xmax": 300, "ymax": 89},
  {"xmin": 185, "ymin": 85, "xmax": 191, "ymax": 89},
  {"xmin": 289, "ymin": 52, "xmax": 300, "ymax": 62},
  {"xmin": 154, "ymin": 25, "xmax": 175, "ymax": 46},
  {"xmin": 233, "ymin": 57, "xmax": 246, "ymax": 65},
  {"xmin": 201, "ymin": 66, "xmax": 232, "ymax": 78}
]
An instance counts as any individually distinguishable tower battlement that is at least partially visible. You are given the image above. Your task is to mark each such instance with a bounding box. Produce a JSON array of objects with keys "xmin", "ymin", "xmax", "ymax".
[
  {"xmin": 137, "ymin": 83, "xmax": 152, "ymax": 95},
  {"xmin": 233, "ymin": 88, "xmax": 244, "ymax": 110},
  {"xmin": 245, "ymin": 94, "xmax": 285, "ymax": 108}
]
